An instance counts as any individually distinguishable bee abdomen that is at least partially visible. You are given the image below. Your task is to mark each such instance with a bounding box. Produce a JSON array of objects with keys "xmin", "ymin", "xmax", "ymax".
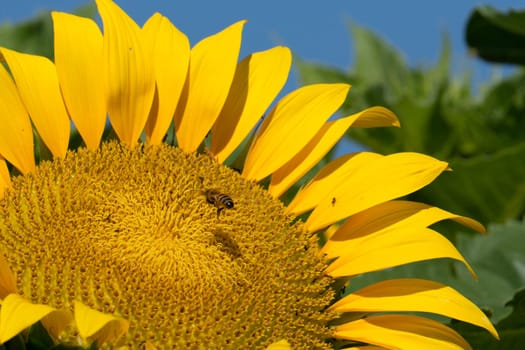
[
  {"xmin": 218, "ymin": 194, "xmax": 234, "ymax": 209},
  {"xmin": 205, "ymin": 189, "xmax": 234, "ymax": 209}
]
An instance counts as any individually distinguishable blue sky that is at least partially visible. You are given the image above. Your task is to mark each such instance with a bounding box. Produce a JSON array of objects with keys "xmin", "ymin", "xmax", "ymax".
[{"xmin": 1, "ymin": 1, "xmax": 521, "ymax": 88}]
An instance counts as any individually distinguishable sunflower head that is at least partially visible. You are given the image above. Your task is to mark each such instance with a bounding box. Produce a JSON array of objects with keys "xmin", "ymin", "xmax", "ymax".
[{"xmin": 0, "ymin": 0, "xmax": 498, "ymax": 349}]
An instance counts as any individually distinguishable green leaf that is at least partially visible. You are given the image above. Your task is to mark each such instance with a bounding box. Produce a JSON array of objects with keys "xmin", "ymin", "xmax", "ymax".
[
  {"xmin": 452, "ymin": 221, "xmax": 525, "ymax": 321},
  {"xmin": 294, "ymin": 59, "xmax": 351, "ymax": 85},
  {"xmin": 466, "ymin": 5, "xmax": 525, "ymax": 65},
  {"xmin": 4, "ymin": 335, "xmax": 26, "ymax": 350},
  {"xmin": 450, "ymin": 289, "xmax": 525, "ymax": 350},
  {"xmin": 349, "ymin": 20, "xmax": 411, "ymax": 94},
  {"xmin": 415, "ymin": 142, "xmax": 525, "ymax": 224},
  {"xmin": 26, "ymin": 322, "xmax": 54, "ymax": 350}
]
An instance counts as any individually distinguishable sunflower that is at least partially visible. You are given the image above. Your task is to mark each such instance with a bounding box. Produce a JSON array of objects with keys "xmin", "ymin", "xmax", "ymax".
[{"xmin": 0, "ymin": 0, "xmax": 498, "ymax": 349}]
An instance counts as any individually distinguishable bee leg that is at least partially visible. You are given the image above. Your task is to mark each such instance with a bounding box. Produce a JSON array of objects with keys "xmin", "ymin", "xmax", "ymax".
[{"xmin": 216, "ymin": 207, "xmax": 224, "ymax": 218}]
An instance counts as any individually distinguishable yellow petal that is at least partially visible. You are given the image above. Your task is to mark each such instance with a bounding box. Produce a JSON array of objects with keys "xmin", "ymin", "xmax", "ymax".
[
  {"xmin": 305, "ymin": 152, "xmax": 448, "ymax": 232},
  {"xmin": 143, "ymin": 13, "xmax": 190, "ymax": 145},
  {"xmin": 334, "ymin": 314, "xmax": 472, "ymax": 350},
  {"xmin": 174, "ymin": 21, "xmax": 245, "ymax": 152},
  {"xmin": 41, "ymin": 309, "xmax": 74, "ymax": 339},
  {"xmin": 269, "ymin": 106, "xmax": 399, "ymax": 198},
  {"xmin": 53, "ymin": 12, "xmax": 105, "ymax": 150},
  {"xmin": 210, "ymin": 46, "xmax": 292, "ymax": 163},
  {"xmin": 243, "ymin": 83, "xmax": 350, "ymax": 181},
  {"xmin": 0, "ymin": 48, "xmax": 70, "ymax": 159},
  {"xmin": 324, "ymin": 227, "xmax": 475, "ymax": 278},
  {"xmin": 322, "ymin": 223, "xmax": 340, "ymax": 241},
  {"xmin": 0, "ymin": 254, "xmax": 17, "ymax": 299},
  {"xmin": 96, "ymin": 0, "xmax": 155, "ymax": 147},
  {"xmin": 266, "ymin": 339, "xmax": 291, "ymax": 349},
  {"xmin": 268, "ymin": 112, "xmax": 356, "ymax": 198},
  {"xmin": 74, "ymin": 300, "xmax": 129, "ymax": 345},
  {"xmin": 330, "ymin": 279, "xmax": 498, "ymax": 338},
  {"xmin": 350, "ymin": 106, "xmax": 400, "ymax": 128},
  {"xmin": 286, "ymin": 152, "xmax": 383, "ymax": 215},
  {"xmin": 0, "ymin": 294, "xmax": 69, "ymax": 344},
  {"xmin": 0, "ymin": 64, "xmax": 34, "ymax": 174},
  {"xmin": 0, "ymin": 159, "xmax": 9, "ymax": 198},
  {"xmin": 322, "ymin": 200, "xmax": 484, "ymax": 258}
]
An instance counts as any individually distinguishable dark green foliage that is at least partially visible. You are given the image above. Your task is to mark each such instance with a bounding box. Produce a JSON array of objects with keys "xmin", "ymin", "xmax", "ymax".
[
  {"xmin": 27, "ymin": 322, "xmax": 54, "ymax": 350},
  {"xmin": 466, "ymin": 6, "xmax": 525, "ymax": 65},
  {"xmin": 450, "ymin": 289, "xmax": 525, "ymax": 350},
  {"xmin": 3, "ymin": 335, "xmax": 26, "ymax": 350},
  {"xmin": 416, "ymin": 142, "xmax": 525, "ymax": 225}
]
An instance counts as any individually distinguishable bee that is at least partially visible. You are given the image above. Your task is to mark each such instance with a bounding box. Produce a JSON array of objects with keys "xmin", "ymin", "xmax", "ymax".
[
  {"xmin": 331, "ymin": 197, "xmax": 336, "ymax": 206},
  {"xmin": 205, "ymin": 189, "xmax": 234, "ymax": 217}
]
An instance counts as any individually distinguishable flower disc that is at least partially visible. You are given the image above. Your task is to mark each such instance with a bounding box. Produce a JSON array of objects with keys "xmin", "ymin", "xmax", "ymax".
[{"xmin": 0, "ymin": 142, "xmax": 335, "ymax": 348}]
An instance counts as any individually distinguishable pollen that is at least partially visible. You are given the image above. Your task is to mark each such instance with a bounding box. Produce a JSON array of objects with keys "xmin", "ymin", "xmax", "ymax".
[{"xmin": 0, "ymin": 141, "xmax": 335, "ymax": 348}]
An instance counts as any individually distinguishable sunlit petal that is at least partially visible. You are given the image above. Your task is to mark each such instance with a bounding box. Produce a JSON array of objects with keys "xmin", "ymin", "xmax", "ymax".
[
  {"xmin": 0, "ymin": 64, "xmax": 34, "ymax": 174},
  {"xmin": 286, "ymin": 152, "xmax": 382, "ymax": 215},
  {"xmin": 331, "ymin": 279, "xmax": 498, "ymax": 338},
  {"xmin": 335, "ymin": 314, "xmax": 472, "ymax": 350},
  {"xmin": 243, "ymin": 83, "xmax": 350, "ymax": 181},
  {"xmin": 174, "ymin": 21, "xmax": 245, "ymax": 152},
  {"xmin": 74, "ymin": 300, "xmax": 129, "ymax": 345},
  {"xmin": 269, "ymin": 106, "xmax": 398, "ymax": 199},
  {"xmin": 270, "ymin": 106, "xmax": 398, "ymax": 198},
  {"xmin": 305, "ymin": 152, "xmax": 448, "ymax": 232},
  {"xmin": 325, "ymin": 227, "xmax": 475, "ymax": 278},
  {"xmin": 143, "ymin": 13, "xmax": 190, "ymax": 145},
  {"xmin": 269, "ymin": 112, "xmax": 358, "ymax": 198},
  {"xmin": 97, "ymin": 0, "xmax": 155, "ymax": 147},
  {"xmin": 322, "ymin": 200, "xmax": 484, "ymax": 257},
  {"xmin": 0, "ymin": 48, "xmax": 70, "ymax": 158},
  {"xmin": 0, "ymin": 294, "xmax": 70, "ymax": 344},
  {"xmin": 211, "ymin": 46, "xmax": 292, "ymax": 163},
  {"xmin": 53, "ymin": 11, "xmax": 105, "ymax": 150},
  {"xmin": 350, "ymin": 106, "xmax": 400, "ymax": 128}
]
